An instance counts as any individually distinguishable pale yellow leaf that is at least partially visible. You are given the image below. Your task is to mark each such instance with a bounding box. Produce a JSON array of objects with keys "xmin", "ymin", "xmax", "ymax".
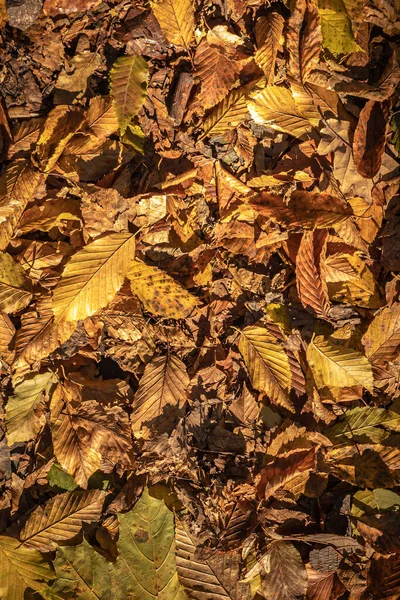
[
  {"xmin": 5, "ymin": 371, "xmax": 56, "ymax": 445},
  {"xmin": 0, "ymin": 251, "xmax": 32, "ymax": 313},
  {"xmin": 362, "ymin": 303, "xmax": 400, "ymax": 362}
]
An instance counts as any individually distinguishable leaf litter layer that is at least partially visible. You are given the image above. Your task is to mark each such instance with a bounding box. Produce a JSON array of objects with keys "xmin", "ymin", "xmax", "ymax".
[{"xmin": 0, "ymin": 0, "xmax": 399, "ymax": 598}]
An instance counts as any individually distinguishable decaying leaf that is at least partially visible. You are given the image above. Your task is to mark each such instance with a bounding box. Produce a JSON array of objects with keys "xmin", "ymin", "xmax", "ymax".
[
  {"xmin": 151, "ymin": 0, "xmax": 194, "ymax": 50},
  {"xmin": 127, "ymin": 260, "xmax": 198, "ymax": 319}
]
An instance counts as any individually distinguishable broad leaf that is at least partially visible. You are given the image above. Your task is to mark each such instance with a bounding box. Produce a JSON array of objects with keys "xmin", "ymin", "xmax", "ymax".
[
  {"xmin": 202, "ymin": 87, "xmax": 249, "ymax": 138},
  {"xmin": 324, "ymin": 252, "xmax": 381, "ymax": 308},
  {"xmin": 248, "ymin": 85, "xmax": 313, "ymax": 138},
  {"xmin": 0, "ymin": 535, "xmax": 53, "ymax": 600},
  {"xmin": 110, "ymin": 55, "xmax": 149, "ymax": 135},
  {"xmin": 132, "ymin": 354, "xmax": 189, "ymax": 431},
  {"xmin": 21, "ymin": 489, "xmax": 106, "ymax": 551},
  {"xmin": 5, "ymin": 371, "xmax": 56, "ymax": 445},
  {"xmin": 318, "ymin": 0, "xmax": 362, "ymax": 55},
  {"xmin": 238, "ymin": 325, "xmax": 293, "ymax": 411},
  {"xmin": 151, "ymin": 0, "xmax": 194, "ymax": 50},
  {"xmin": 111, "ymin": 487, "xmax": 188, "ymax": 600},
  {"xmin": 307, "ymin": 335, "xmax": 374, "ymax": 392},
  {"xmin": 127, "ymin": 260, "xmax": 198, "ymax": 319},
  {"xmin": 52, "ymin": 232, "xmax": 136, "ymax": 322}
]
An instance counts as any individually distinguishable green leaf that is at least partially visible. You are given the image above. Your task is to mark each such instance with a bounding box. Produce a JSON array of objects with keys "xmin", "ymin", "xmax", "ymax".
[
  {"xmin": 47, "ymin": 462, "xmax": 79, "ymax": 491},
  {"xmin": 111, "ymin": 486, "xmax": 188, "ymax": 600},
  {"xmin": 110, "ymin": 55, "xmax": 149, "ymax": 135},
  {"xmin": 42, "ymin": 539, "xmax": 111, "ymax": 600},
  {"xmin": 327, "ymin": 406, "xmax": 400, "ymax": 444},
  {"xmin": 352, "ymin": 489, "xmax": 400, "ymax": 518}
]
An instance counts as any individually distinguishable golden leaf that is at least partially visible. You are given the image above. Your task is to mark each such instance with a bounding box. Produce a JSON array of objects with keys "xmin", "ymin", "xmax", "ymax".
[
  {"xmin": 202, "ymin": 87, "xmax": 249, "ymax": 138},
  {"xmin": 86, "ymin": 96, "xmax": 119, "ymax": 139},
  {"xmin": 238, "ymin": 325, "xmax": 293, "ymax": 411},
  {"xmin": 247, "ymin": 86, "xmax": 313, "ymax": 138},
  {"xmin": 5, "ymin": 371, "xmax": 56, "ymax": 445},
  {"xmin": 151, "ymin": 0, "xmax": 194, "ymax": 50},
  {"xmin": 362, "ymin": 304, "xmax": 400, "ymax": 362},
  {"xmin": 52, "ymin": 232, "xmax": 136, "ymax": 323},
  {"xmin": 132, "ymin": 354, "xmax": 189, "ymax": 431},
  {"xmin": 21, "ymin": 489, "xmax": 106, "ymax": 551},
  {"xmin": 0, "ymin": 251, "xmax": 32, "ymax": 314},
  {"xmin": 127, "ymin": 260, "xmax": 198, "ymax": 319},
  {"xmin": 56, "ymin": 51, "xmax": 101, "ymax": 93},
  {"xmin": 307, "ymin": 335, "xmax": 374, "ymax": 392},
  {"xmin": 255, "ymin": 12, "xmax": 284, "ymax": 83},
  {"xmin": 0, "ymin": 311, "xmax": 15, "ymax": 365},
  {"xmin": 109, "ymin": 55, "xmax": 149, "ymax": 135}
]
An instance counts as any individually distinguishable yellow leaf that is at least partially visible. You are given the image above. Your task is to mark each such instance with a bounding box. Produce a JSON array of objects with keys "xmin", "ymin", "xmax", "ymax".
[
  {"xmin": 151, "ymin": 0, "xmax": 194, "ymax": 50},
  {"xmin": 86, "ymin": 96, "xmax": 119, "ymax": 139},
  {"xmin": 247, "ymin": 86, "xmax": 313, "ymax": 138},
  {"xmin": 132, "ymin": 354, "xmax": 189, "ymax": 431},
  {"xmin": 5, "ymin": 371, "xmax": 56, "ymax": 445},
  {"xmin": 127, "ymin": 260, "xmax": 198, "ymax": 319},
  {"xmin": 0, "ymin": 536, "xmax": 53, "ymax": 600},
  {"xmin": 0, "ymin": 312, "xmax": 15, "ymax": 365},
  {"xmin": 0, "ymin": 251, "xmax": 32, "ymax": 314},
  {"xmin": 307, "ymin": 335, "xmax": 373, "ymax": 392},
  {"xmin": 52, "ymin": 233, "xmax": 136, "ymax": 323},
  {"xmin": 202, "ymin": 87, "xmax": 249, "ymax": 138},
  {"xmin": 238, "ymin": 325, "xmax": 293, "ymax": 411},
  {"xmin": 317, "ymin": 0, "xmax": 363, "ymax": 55},
  {"xmin": 0, "ymin": 160, "xmax": 44, "ymax": 250},
  {"xmin": 110, "ymin": 55, "xmax": 149, "ymax": 135}
]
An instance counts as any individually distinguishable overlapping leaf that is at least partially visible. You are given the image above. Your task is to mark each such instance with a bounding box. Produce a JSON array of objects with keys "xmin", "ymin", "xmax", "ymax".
[
  {"xmin": 21, "ymin": 490, "xmax": 106, "ymax": 551},
  {"xmin": 0, "ymin": 251, "xmax": 32, "ymax": 313},
  {"xmin": 151, "ymin": 0, "xmax": 194, "ymax": 50},
  {"xmin": 363, "ymin": 304, "xmax": 400, "ymax": 362},
  {"xmin": 255, "ymin": 12, "xmax": 284, "ymax": 83},
  {"xmin": 238, "ymin": 325, "xmax": 293, "ymax": 411},
  {"xmin": 5, "ymin": 371, "xmax": 56, "ymax": 445},
  {"xmin": 307, "ymin": 335, "xmax": 374, "ymax": 391}
]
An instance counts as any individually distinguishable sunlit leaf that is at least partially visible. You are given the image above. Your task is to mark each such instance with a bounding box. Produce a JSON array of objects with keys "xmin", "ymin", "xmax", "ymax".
[
  {"xmin": 52, "ymin": 233, "xmax": 136, "ymax": 323},
  {"xmin": 110, "ymin": 55, "xmax": 149, "ymax": 135},
  {"xmin": 307, "ymin": 335, "xmax": 374, "ymax": 392},
  {"xmin": 151, "ymin": 0, "xmax": 194, "ymax": 50},
  {"xmin": 127, "ymin": 260, "xmax": 198, "ymax": 319}
]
